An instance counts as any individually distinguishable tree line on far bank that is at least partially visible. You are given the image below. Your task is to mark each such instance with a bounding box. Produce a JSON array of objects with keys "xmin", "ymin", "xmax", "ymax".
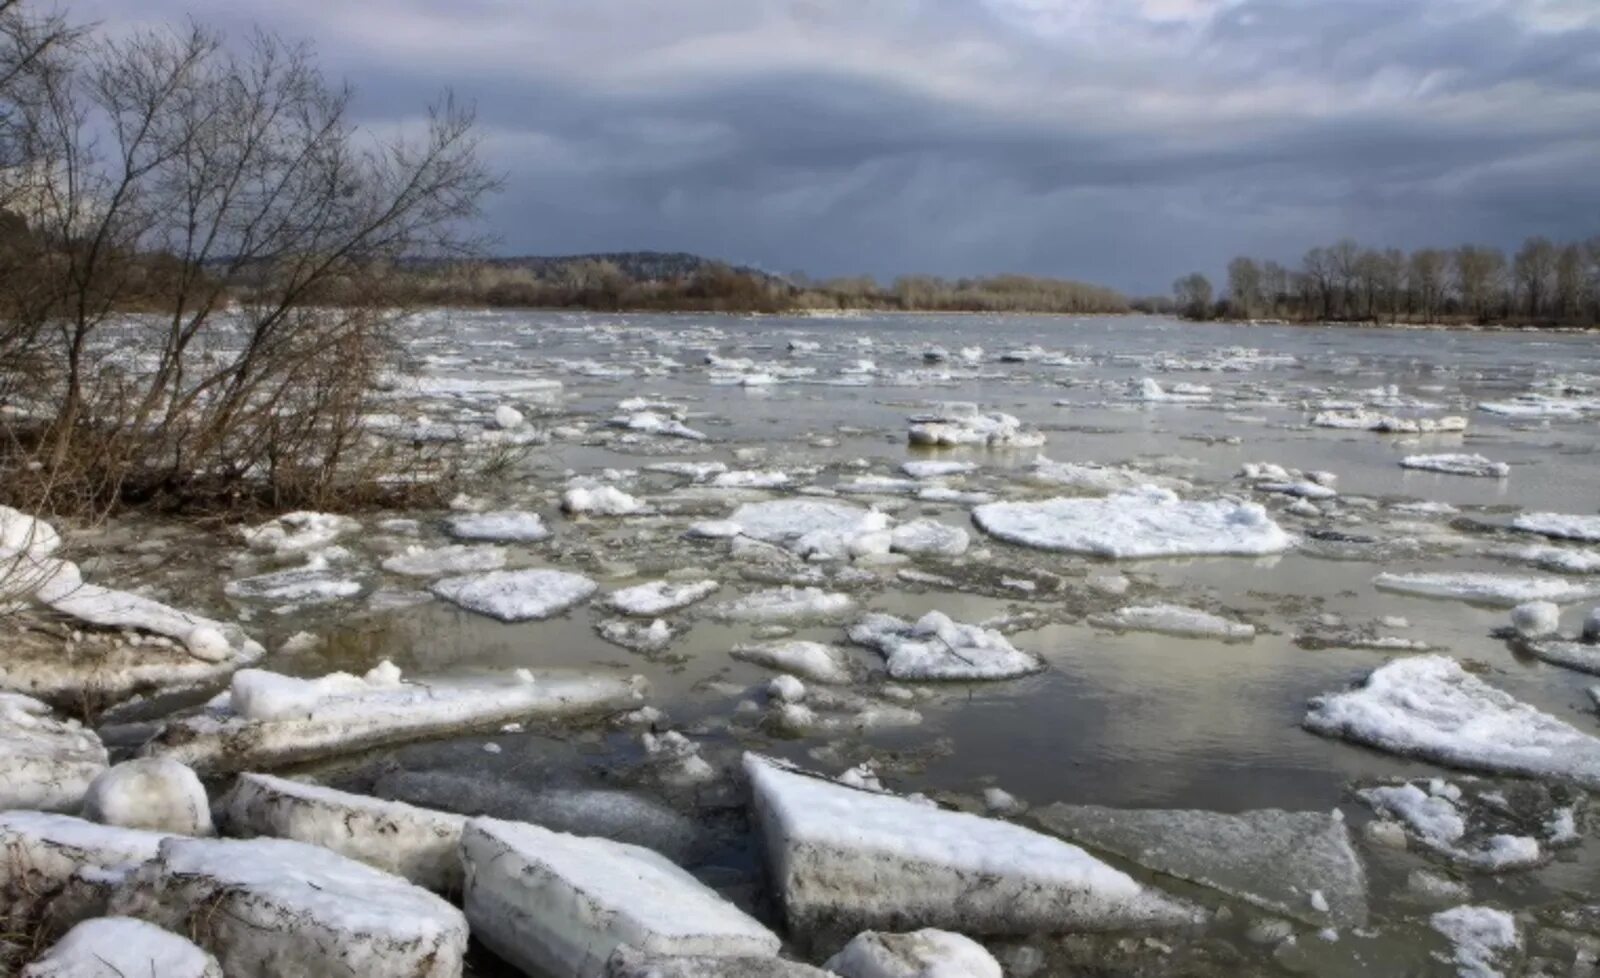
[{"xmin": 1169, "ymin": 236, "xmax": 1600, "ymax": 328}]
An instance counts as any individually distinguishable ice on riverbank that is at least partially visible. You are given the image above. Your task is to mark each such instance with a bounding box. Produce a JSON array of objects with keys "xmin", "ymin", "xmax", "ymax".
[
  {"xmin": 1373, "ymin": 572, "xmax": 1600, "ymax": 607},
  {"xmin": 431, "ymin": 568, "xmax": 597, "ymax": 620},
  {"xmin": 974, "ymin": 486, "xmax": 1292, "ymax": 558},
  {"xmin": 1304, "ymin": 655, "xmax": 1600, "ymax": 786},
  {"xmin": 846, "ymin": 612, "xmax": 1043, "ymax": 681},
  {"xmin": 0, "ymin": 812, "xmax": 167, "ymax": 921},
  {"xmin": 1089, "ymin": 604, "xmax": 1255, "ymax": 642},
  {"xmin": 20, "ymin": 917, "xmax": 221, "ymax": 978},
  {"xmin": 0, "ymin": 693, "xmax": 109, "ymax": 811},
  {"xmin": 1401, "ymin": 454, "xmax": 1510, "ymax": 478}
]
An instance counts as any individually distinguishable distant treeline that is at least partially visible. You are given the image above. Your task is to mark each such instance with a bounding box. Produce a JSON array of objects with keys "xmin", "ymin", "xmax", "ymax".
[
  {"xmin": 1169, "ymin": 236, "xmax": 1600, "ymax": 328},
  {"xmin": 384, "ymin": 255, "xmax": 1131, "ymax": 315}
]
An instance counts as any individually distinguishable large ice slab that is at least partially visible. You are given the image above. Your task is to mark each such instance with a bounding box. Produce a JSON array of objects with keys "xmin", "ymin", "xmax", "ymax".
[
  {"xmin": 744, "ymin": 754, "xmax": 1198, "ymax": 940},
  {"xmin": 907, "ymin": 404, "xmax": 1044, "ymax": 448},
  {"xmin": 222, "ymin": 773, "xmax": 467, "ymax": 892},
  {"xmin": 460, "ymin": 817, "xmax": 780, "ymax": 978},
  {"xmin": 1035, "ymin": 804, "xmax": 1366, "ymax": 926},
  {"xmin": 111, "ymin": 836, "xmax": 467, "ymax": 978},
  {"xmin": 1088, "ymin": 604, "xmax": 1255, "ymax": 642},
  {"xmin": 431, "ymin": 568, "xmax": 597, "ymax": 621},
  {"xmin": 143, "ymin": 667, "xmax": 646, "ymax": 773},
  {"xmin": 846, "ymin": 612, "xmax": 1043, "ymax": 681},
  {"xmin": 1513, "ymin": 512, "xmax": 1600, "ymax": 543},
  {"xmin": 973, "ymin": 486, "xmax": 1292, "ymax": 558},
  {"xmin": 21, "ymin": 917, "xmax": 221, "ymax": 978},
  {"xmin": 0, "ymin": 813, "xmax": 167, "ymax": 921},
  {"xmin": 1401, "ymin": 454, "xmax": 1510, "ymax": 478},
  {"xmin": 0, "ymin": 693, "xmax": 109, "ymax": 812},
  {"xmin": 607, "ymin": 579, "xmax": 720, "ymax": 617},
  {"xmin": 708, "ymin": 587, "xmax": 856, "ymax": 624},
  {"xmin": 1304, "ymin": 655, "xmax": 1600, "ymax": 786},
  {"xmin": 725, "ymin": 500, "xmax": 890, "ymax": 560},
  {"xmin": 1373, "ymin": 572, "xmax": 1600, "ymax": 607}
]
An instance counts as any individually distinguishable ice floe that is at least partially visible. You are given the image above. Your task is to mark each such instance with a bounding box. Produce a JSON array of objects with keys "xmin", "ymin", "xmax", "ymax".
[
  {"xmin": 607, "ymin": 579, "xmax": 720, "ymax": 617},
  {"xmin": 846, "ymin": 612, "xmax": 1043, "ymax": 681},
  {"xmin": 1373, "ymin": 571, "xmax": 1600, "ymax": 607},
  {"xmin": 609, "ymin": 411, "xmax": 706, "ymax": 441},
  {"xmin": 709, "ymin": 588, "xmax": 856, "ymax": 624},
  {"xmin": 1088, "ymin": 604, "xmax": 1255, "ymax": 642},
  {"xmin": 719, "ymin": 499, "xmax": 889, "ymax": 560},
  {"xmin": 563, "ymin": 485, "xmax": 647, "ymax": 516},
  {"xmin": 225, "ymin": 557, "xmax": 363, "ymax": 605},
  {"xmin": 901, "ymin": 460, "xmax": 976, "ymax": 479},
  {"xmin": 907, "ymin": 403, "xmax": 1044, "ymax": 449},
  {"xmin": 445, "ymin": 510, "xmax": 550, "ymax": 542},
  {"xmin": 238, "ymin": 511, "xmax": 359, "ymax": 556},
  {"xmin": 973, "ymin": 486, "xmax": 1293, "ymax": 558},
  {"xmin": 381, "ymin": 544, "xmax": 505, "ymax": 577},
  {"xmin": 888, "ymin": 520, "xmax": 969, "ymax": 557},
  {"xmin": 431, "ymin": 568, "xmax": 597, "ymax": 620},
  {"xmin": 1311, "ymin": 409, "xmax": 1468, "ymax": 433},
  {"xmin": 1430, "ymin": 905, "xmax": 1519, "ymax": 978},
  {"xmin": 0, "ymin": 693, "xmax": 108, "ymax": 811},
  {"xmin": 731, "ymin": 640, "xmax": 856, "ymax": 684},
  {"xmin": 1401, "ymin": 454, "xmax": 1510, "ymax": 478},
  {"xmin": 1512, "ymin": 512, "xmax": 1600, "ymax": 543},
  {"xmin": 20, "ymin": 916, "xmax": 222, "ymax": 978},
  {"xmin": 1358, "ymin": 780, "xmax": 1545, "ymax": 872}
]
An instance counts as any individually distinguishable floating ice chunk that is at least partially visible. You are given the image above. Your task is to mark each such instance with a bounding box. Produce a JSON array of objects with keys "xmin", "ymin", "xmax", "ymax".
[
  {"xmin": 222, "ymin": 773, "xmax": 466, "ymax": 892},
  {"xmin": 768, "ymin": 675, "xmax": 806, "ymax": 703},
  {"xmin": 1523, "ymin": 639, "xmax": 1600, "ymax": 675},
  {"xmin": 1509, "ymin": 601, "xmax": 1560, "ymax": 638},
  {"xmin": 711, "ymin": 470, "xmax": 791, "ymax": 489},
  {"xmin": 144, "ymin": 668, "xmax": 644, "ymax": 773},
  {"xmin": 1089, "ymin": 605, "xmax": 1255, "ymax": 642},
  {"xmin": 238, "ymin": 511, "xmax": 358, "ymax": 555},
  {"xmin": 835, "ymin": 476, "xmax": 920, "ymax": 496},
  {"xmin": 607, "ymin": 579, "xmax": 720, "ymax": 616},
  {"xmin": 709, "ymin": 588, "xmax": 856, "ymax": 623},
  {"xmin": 0, "ymin": 693, "xmax": 109, "ymax": 811},
  {"xmin": 901, "ymin": 460, "xmax": 977, "ymax": 479},
  {"xmin": 494, "ymin": 405, "xmax": 526, "ymax": 430},
  {"xmin": 83, "ymin": 758, "xmax": 211, "ymax": 836},
  {"xmin": 825, "ymin": 929, "xmax": 1001, "ymax": 978},
  {"xmin": 1402, "ymin": 454, "xmax": 1510, "ymax": 478},
  {"xmin": 1358, "ymin": 783, "xmax": 1541, "ymax": 871},
  {"xmin": 974, "ymin": 486, "xmax": 1293, "ymax": 558},
  {"xmin": 230, "ymin": 662, "xmax": 404, "ymax": 721},
  {"xmin": 21, "ymin": 917, "xmax": 222, "ymax": 978},
  {"xmin": 1304, "ymin": 655, "xmax": 1600, "ymax": 786},
  {"xmin": 1311, "ymin": 410, "xmax": 1467, "ymax": 433},
  {"xmin": 726, "ymin": 500, "xmax": 888, "ymax": 560},
  {"xmin": 731, "ymin": 641, "xmax": 855, "ymax": 684},
  {"xmin": 1134, "ymin": 378, "xmax": 1210, "ymax": 403},
  {"xmin": 1035, "ymin": 804, "xmax": 1366, "ymax": 927},
  {"xmin": 111, "ymin": 836, "xmax": 467, "ymax": 978},
  {"xmin": 446, "ymin": 510, "xmax": 550, "ymax": 542},
  {"xmin": 596, "ymin": 618, "xmax": 677, "ymax": 654},
  {"xmin": 0, "ymin": 812, "xmax": 167, "ymax": 919},
  {"xmin": 847, "ymin": 612, "xmax": 1042, "ymax": 681},
  {"xmin": 225, "ymin": 559, "xmax": 364, "ymax": 604},
  {"xmin": 645, "ymin": 461, "xmax": 728, "ymax": 481},
  {"xmin": 744, "ymin": 754, "xmax": 1197, "ymax": 939},
  {"xmin": 609, "ymin": 411, "xmax": 706, "ymax": 441},
  {"xmin": 431, "ymin": 568, "xmax": 597, "ymax": 620},
  {"xmin": 686, "ymin": 519, "xmax": 743, "ymax": 539},
  {"xmin": 1026, "ymin": 457, "xmax": 1185, "ymax": 494},
  {"xmin": 907, "ymin": 404, "xmax": 1044, "ymax": 449},
  {"xmin": 1479, "ymin": 396, "xmax": 1587, "ymax": 419},
  {"xmin": 460, "ymin": 818, "xmax": 780, "ymax": 978},
  {"xmin": 1430, "ymin": 906, "xmax": 1519, "ymax": 978},
  {"xmin": 563, "ymin": 485, "xmax": 647, "ymax": 516},
  {"xmin": 382, "ymin": 544, "xmax": 505, "ymax": 577},
  {"xmin": 1255, "ymin": 480, "xmax": 1338, "ymax": 500},
  {"xmin": 1373, "ymin": 572, "xmax": 1600, "ymax": 607},
  {"xmin": 0, "ymin": 505, "xmax": 61, "ymax": 559},
  {"xmin": 1513, "ymin": 512, "xmax": 1600, "ymax": 543},
  {"xmin": 1488, "ymin": 543, "xmax": 1600, "ymax": 574},
  {"xmin": 604, "ymin": 946, "xmax": 834, "ymax": 978},
  {"xmin": 889, "ymin": 520, "xmax": 969, "ymax": 557}
]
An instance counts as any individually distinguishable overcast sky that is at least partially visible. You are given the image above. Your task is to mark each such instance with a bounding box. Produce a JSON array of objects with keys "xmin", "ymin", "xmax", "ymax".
[{"xmin": 80, "ymin": 0, "xmax": 1600, "ymax": 293}]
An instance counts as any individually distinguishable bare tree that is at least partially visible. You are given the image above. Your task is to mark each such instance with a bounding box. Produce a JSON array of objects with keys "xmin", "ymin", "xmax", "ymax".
[
  {"xmin": 1172, "ymin": 272, "xmax": 1213, "ymax": 320},
  {"xmin": 1226, "ymin": 256, "xmax": 1262, "ymax": 319},
  {"xmin": 1301, "ymin": 247, "xmax": 1334, "ymax": 320},
  {"xmin": 1554, "ymin": 243, "xmax": 1584, "ymax": 323},
  {"xmin": 1513, "ymin": 236, "xmax": 1556, "ymax": 320},
  {"xmin": 1454, "ymin": 245, "xmax": 1506, "ymax": 323},
  {"xmin": 1408, "ymin": 249, "xmax": 1446, "ymax": 323}
]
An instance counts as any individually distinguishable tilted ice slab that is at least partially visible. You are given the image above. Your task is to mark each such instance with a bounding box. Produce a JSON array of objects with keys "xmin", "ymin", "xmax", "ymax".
[
  {"xmin": 22, "ymin": 916, "xmax": 222, "ymax": 978},
  {"xmin": 1304, "ymin": 655, "xmax": 1600, "ymax": 787},
  {"xmin": 724, "ymin": 499, "xmax": 890, "ymax": 560},
  {"xmin": 143, "ymin": 666, "xmax": 645, "ymax": 773},
  {"xmin": 1035, "ymin": 804, "xmax": 1366, "ymax": 927},
  {"xmin": 847, "ymin": 612, "xmax": 1043, "ymax": 681},
  {"xmin": 1513, "ymin": 512, "xmax": 1600, "ymax": 543},
  {"xmin": 1524, "ymin": 639, "xmax": 1600, "ymax": 675},
  {"xmin": 744, "ymin": 755, "xmax": 1197, "ymax": 940},
  {"xmin": 1401, "ymin": 454, "xmax": 1510, "ymax": 478},
  {"xmin": 1373, "ymin": 572, "xmax": 1600, "ymax": 607},
  {"xmin": 111, "ymin": 836, "xmax": 467, "ymax": 978},
  {"xmin": 708, "ymin": 587, "xmax": 856, "ymax": 624},
  {"xmin": 0, "ymin": 693, "xmax": 109, "ymax": 811},
  {"xmin": 607, "ymin": 579, "xmax": 720, "ymax": 617},
  {"xmin": 431, "ymin": 568, "xmax": 597, "ymax": 620},
  {"xmin": 460, "ymin": 818, "xmax": 780, "ymax": 978},
  {"xmin": 381, "ymin": 544, "xmax": 506, "ymax": 577},
  {"xmin": 446, "ymin": 510, "xmax": 550, "ymax": 542},
  {"xmin": 731, "ymin": 640, "xmax": 856, "ymax": 684},
  {"xmin": 1088, "ymin": 604, "xmax": 1255, "ymax": 642},
  {"xmin": 222, "ymin": 773, "xmax": 466, "ymax": 892},
  {"xmin": 608, "ymin": 411, "xmax": 706, "ymax": 441},
  {"xmin": 973, "ymin": 486, "xmax": 1293, "ymax": 558}
]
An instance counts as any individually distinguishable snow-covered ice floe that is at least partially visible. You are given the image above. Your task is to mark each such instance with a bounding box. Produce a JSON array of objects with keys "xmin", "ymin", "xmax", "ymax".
[
  {"xmin": 430, "ymin": 568, "xmax": 597, "ymax": 620},
  {"xmin": 225, "ymin": 557, "xmax": 362, "ymax": 605},
  {"xmin": 460, "ymin": 817, "xmax": 780, "ymax": 978},
  {"xmin": 1525, "ymin": 639, "xmax": 1600, "ymax": 675},
  {"xmin": 1028, "ymin": 457, "xmax": 1189, "ymax": 494},
  {"xmin": 1304, "ymin": 655, "xmax": 1600, "ymax": 787},
  {"xmin": 446, "ymin": 510, "xmax": 550, "ymax": 542},
  {"xmin": 1512, "ymin": 512, "xmax": 1600, "ymax": 543},
  {"xmin": 1035, "ymin": 804, "xmax": 1366, "ymax": 927},
  {"xmin": 906, "ymin": 403, "xmax": 1045, "ymax": 449},
  {"xmin": 730, "ymin": 640, "xmax": 856, "ymax": 684},
  {"xmin": 1358, "ymin": 781, "xmax": 1543, "ymax": 872},
  {"xmin": 1373, "ymin": 571, "xmax": 1600, "ymax": 607},
  {"xmin": 824, "ymin": 929, "xmax": 1002, "ymax": 978},
  {"xmin": 743, "ymin": 754, "xmax": 1199, "ymax": 941},
  {"xmin": 1088, "ymin": 604, "xmax": 1255, "ymax": 642},
  {"xmin": 142, "ymin": 665, "xmax": 646, "ymax": 773},
  {"xmin": 1489, "ymin": 543, "xmax": 1600, "ymax": 574},
  {"xmin": 1311, "ymin": 409, "xmax": 1468, "ymax": 433},
  {"xmin": 381, "ymin": 544, "xmax": 505, "ymax": 577},
  {"xmin": 0, "ymin": 693, "xmax": 108, "ymax": 811},
  {"xmin": 222, "ymin": 773, "xmax": 466, "ymax": 892},
  {"xmin": 563, "ymin": 485, "xmax": 647, "ymax": 516},
  {"xmin": 1133, "ymin": 378, "xmax": 1210, "ymax": 403},
  {"xmin": 973, "ymin": 486, "xmax": 1293, "ymax": 558},
  {"xmin": 0, "ymin": 812, "xmax": 167, "ymax": 920},
  {"xmin": 1430, "ymin": 905, "xmax": 1519, "ymax": 978},
  {"xmin": 846, "ymin": 612, "xmax": 1043, "ymax": 681},
  {"xmin": 21, "ymin": 916, "xmax": 222, "ymax": 978},
  {"xmin": 606, "ymin": 579, "xmax": 720, "ymax": 617},
  {"xmin": 608, "ymin": 411, "xmax": 706, "ymax": 441},
  {"xmin": 1401, "ymin": 454, "xmax": 1510, "ymax": 478},
  {"xmin": 110, "ymin": 836, "xmax": 467, "ymax": 978},
  {"xmin": 715, "ymin": 499, "xmax": 890, "ymax": 561},
  {"xmin": 707, "ymin": 587, "xmax": 856, "ymax": 624}
]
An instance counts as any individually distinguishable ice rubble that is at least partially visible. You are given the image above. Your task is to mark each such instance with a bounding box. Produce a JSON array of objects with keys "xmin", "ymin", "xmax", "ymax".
[
  {"xmin": 1373, "ymin": 571, "xmax": 1600, "ymax": 607},
  {"xmin": 1430, "ymin": 905, "xmax": 1519, "ymax": 978},
  {"xmin": 224, "ymin": 558, "xmax": 362, "ymax": 605},
  {"xmin": 0, "ymin": 812, "xmax": 167, "ymax": 920},
  {"xmin": 1513, "ymin": 512, "xmax": 1600, "ymax": 543},
  {"xmin": 111, "ymin": 836, "xmax": 468, "ymax": 978},
  {"xmin": 888, "ymin": 520, "xmax": 969, "ymax": 557},
  {"xmin": 973, "ymin": 486, "xmax": 1293, "ymax": 558},
  {"xmin": 0, "ymin": 693, "xmax": 108, "ymax": 811},
  {"xmin": 460, "ymin": 818, "xmax": 780, "ymax": 978},
  {"xmin": 596, "ymin": 618, "xmax": 677, "ymax": 654},
  {"xmin": 607, "ymin": 579, "xmax": 720, "ymax": 616},
  {"xmin": 143, "ymin": 666, "xmax": 645, "ymax": 773},
  {"xmin": 1311, "ymin": 409, "xmax": 1468, "ymax": 433},
  {"xmin": 1035, "ymin": 804, "xmax": 1366, "ymax": 927},
  {"xmin": 731, "ymin": 640, "xmax": 856, "ymax": 684},
  {"xmin": 1401, "ymin": 454, "xmax": 1510, "ymax": 478},
  {"xmin": 430, "ymin": 568, "xmax": 597, "ymax": 620},
  {"xmin": 906, "ymin": 403, "xmax": 1044, "ymax": 449},
  {"xmin": 718, "ymin": 499, "xmax": 890, "ymax": 560},
  {"xmin": 222, "ymin": 773, "xmax": 466, "ymax": 892},
  {"xmin": 381, "ymin": 544, "xmax": 506, "ymax": 577},
  {"xmin": 563, "ymin": 485, "xmax": 647, "ymax": 516},
  {"xmin": 1358, "ymin": 782, "xmax": 1541, "ymax": 871},
  {"xmin": 708, "ymin": 587, "xmax": 857, "ymax": 624},
  {"xmin": 82, "ymin": 758, "xmax": 212, "ymax": 836},
  {"xmin": 238, "ymin": 511, "xmax": 358, "ymax": 555},
  {"xmin": 1303, "ymin": 655, "xmax": 1600, "ymax": 786},
  {"xmin": 20, "ymin": 916, "xmax": 222, "ymax": 978},
  {"xmin": 446, "ymin": 510, "xmax": 550, "ymax": 542},
  {"xmin": 846, "ymin": 612, "xmax": 1043, "ymax": 681},
  {"xmin": 743, "ymin": 754, "xmax": 1199, "ymax": 939},
  {"xmin": 824, "ymin": 929, "xmax": 1002, "ymax": 978},
  {"xmin": 1088, "ymin": 604, "xmax": 1255, "ymax": 642}
]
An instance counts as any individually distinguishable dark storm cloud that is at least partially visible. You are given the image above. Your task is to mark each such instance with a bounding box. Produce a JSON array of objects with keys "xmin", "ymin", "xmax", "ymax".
[{"xmin": 77, "ymin": 0, "xmax": 1600, "ymax": 291}]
